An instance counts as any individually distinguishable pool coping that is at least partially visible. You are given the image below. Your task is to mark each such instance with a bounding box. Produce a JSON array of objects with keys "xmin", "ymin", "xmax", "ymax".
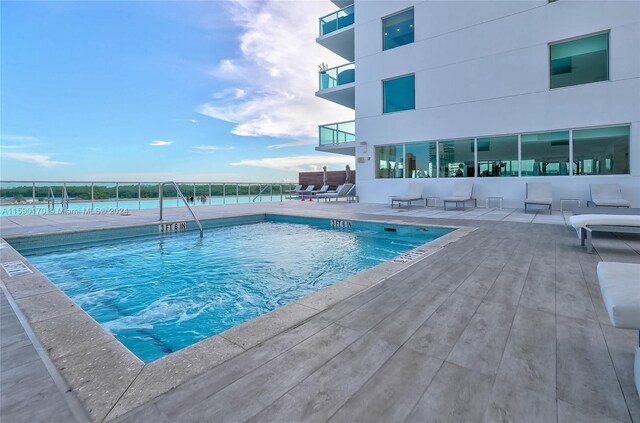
[{"xmin": 0, "ymin": 213, "xmax": 476, "ymax": 422}]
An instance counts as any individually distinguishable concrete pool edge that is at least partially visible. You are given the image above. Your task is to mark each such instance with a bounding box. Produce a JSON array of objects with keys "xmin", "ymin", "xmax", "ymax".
[{"xmin": 0, "ymin": 214, "xmax": 476, "ymax": 422}]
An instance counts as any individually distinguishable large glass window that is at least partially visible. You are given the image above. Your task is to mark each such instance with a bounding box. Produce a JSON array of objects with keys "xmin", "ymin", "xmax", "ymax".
[
  {"xmin": 521, "ymin": 131, "xmax": 570, "ymax": 176},
  {"xmin": 439, "ymin": 139, "xmax": 474, "ymax": 178},
  {"xmin": 477, "ymin": 135, "xmax": 519, "ymax": 177},
  {"xmin": 573, "ymin": 126, "xmax": 630, "ymax": 175},
  {"xmin": 383, "ymin": 75, "xmax": 415, "ymax": 113},
  {"xmin": 550, "ymin": 32, "xmax": 609, "ymax": 89},
  {"xmin": 376, "ymin": 145, "xmax": 404, "ymax": 178},
  {"xmin": 405, "ymin": 142, "xmax": 436, "ymax": 178},
  {"xmin": 383, "ymin": 8, "xmax": 414, "ymax": 51}
]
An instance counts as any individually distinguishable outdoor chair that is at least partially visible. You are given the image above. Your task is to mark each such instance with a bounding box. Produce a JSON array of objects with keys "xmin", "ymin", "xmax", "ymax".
[
  {"xmin": 524, "ymin": 182, "xmax": 552, "ymax": 214},
  {"xmin": 569, "ymin": 214, "xmax": 640, "ymax": 253},
  {"xmin": 390, "ymin": 183, "xmax": 425, "ymax": 208},
  {"xmin": 589, "ymin": 184, "xmax": 631, "ymax": 208},
  {"xmin": 443, "ymin": 182, "xmax": 476, "ymax": 210},
  {"xmin": 316, "ymin": 184, "xmax": 353, "ymax": 202},
  {"xmin": 285, "ymin": 184, "xmax": 303, "ymax": 198}
]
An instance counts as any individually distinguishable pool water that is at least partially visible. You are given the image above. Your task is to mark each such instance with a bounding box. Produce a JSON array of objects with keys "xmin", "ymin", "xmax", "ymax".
[{"xmin": 19, "ymin": 217, "xmax": 451, "ymax": 362}]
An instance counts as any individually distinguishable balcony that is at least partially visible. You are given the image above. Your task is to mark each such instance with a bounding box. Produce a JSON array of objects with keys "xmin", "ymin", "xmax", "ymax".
[
  {"xmin": 330, "ymin": 0, "xmax": 353, "ymax": 8},
  {"xmin": 317, "ymin": 4, "xmax": 354, "ymax": 61},
  {"xmin": 315, "ymin": 120, "xmax": 355, "ymax": 156},
  {"xmin": 316, "ymin": 63, "xmax": 355, "ymax": 109}
]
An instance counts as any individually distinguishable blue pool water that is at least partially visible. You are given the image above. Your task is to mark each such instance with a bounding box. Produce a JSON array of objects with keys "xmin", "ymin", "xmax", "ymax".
[{"xmin": 18, "ymin": 216, "xmax": 452, "ymax": 362}]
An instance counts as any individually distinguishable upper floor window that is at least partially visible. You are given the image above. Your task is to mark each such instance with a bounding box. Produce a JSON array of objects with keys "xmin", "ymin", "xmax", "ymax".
[
  {"xmin": 383, "ymin": 74, "xmax": 415, "ymax": 113},
  {"xmin": 383, "ymin": 8, "xmax": 414, "ymax": 51},
  {"xmin": 550, "ymin": 32, "xmax": 609, "ymax": 89}
]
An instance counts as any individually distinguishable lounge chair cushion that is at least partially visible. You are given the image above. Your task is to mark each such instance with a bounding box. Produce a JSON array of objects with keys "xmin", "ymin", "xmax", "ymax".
[
  {"xmin": 525, "ymin": 182, "xmax": 552, "ymax": 204},
  {"xmin": 569, "ymin": 214, "xmax": 640, "ymax": 230},
  {"xmin": 594, "ymin": 198, "xmax": 632, "ymax": 207},
  {"xmin": 591, "ymin": 184, "xmax": 631, "ymax": 207},
  {"xmin": 597, "ymin": 262, "xmax": 640, "ymax": 329},
  {"xmin": 391, "ymin": 183, "xmax": 424, "ymax": 202},
  {"xmin": 442, "ymin": 196, "xmax": 469, "ymax": 202}
]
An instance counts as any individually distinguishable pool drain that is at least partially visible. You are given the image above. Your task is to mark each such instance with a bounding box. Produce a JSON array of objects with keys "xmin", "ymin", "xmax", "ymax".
[
  {"xmin": 1, "ymin": 260, "xmax": 33, "ymax": 277},
  {"xmin": 392, "ymin": 249, "xmax": 426, "ymax": 264}
]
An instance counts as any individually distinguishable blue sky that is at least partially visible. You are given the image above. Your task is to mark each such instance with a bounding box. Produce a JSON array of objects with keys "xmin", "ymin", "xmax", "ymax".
[{"xmin": 1, "ymin": 1, "xmax": 354, "ymax": 182}]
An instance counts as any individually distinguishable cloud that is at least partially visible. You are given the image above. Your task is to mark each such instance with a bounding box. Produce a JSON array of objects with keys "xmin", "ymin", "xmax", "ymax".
[
  {"xmin": 212, "ymin": 88, "xmax": 246, "ymax": 100},
  {"xmin": 231, "ymin": 155, "xmax": 354, "ymax": 172},
  {"xmin": 149, "ymin": 140, "xmax": 173, "ymax": 147},
  {"xmin": 0, "ymin": 151, "xmax": 71, "ymax": 168},
  {"xmin": 194, "ymin": 145, "xmax": 235, "ymax": 151},
  {"xmin": 1, "ymin": 134, "xmax": 39, "ymax": 143},
  {"xmin": 197, "ymin": 0, "xmax": 353, "ymax": 140},
  {"xmin": 267, "ymin": 140, "xmax": 316, "ymax": 149}
]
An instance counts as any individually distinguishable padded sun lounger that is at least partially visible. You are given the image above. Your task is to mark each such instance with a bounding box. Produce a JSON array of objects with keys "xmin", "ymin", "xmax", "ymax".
[
  {"xmin": 316, "ymin": 184, "xmax": 353, "ymax": 202},
  {"xmin": 597, "ymin": 262, "xmax": 640, "ymax": 398},
  {"xmin": 391, "ymin": 183, "xmax": 425, "ymax": 208},
  {"xmin": 589, "ymin": 184, "xmax": 631, "ymax": 208},
  {"xmin": 569, "ymin": 214, "xmax": 640, "ymax": 253},
  {"xmin": 524, "ymin": 182, "xmax": 552, "ymax": 214},
  {"xmin": 443, "ymin": 182, "xmax": 476, "ymax": 210}
]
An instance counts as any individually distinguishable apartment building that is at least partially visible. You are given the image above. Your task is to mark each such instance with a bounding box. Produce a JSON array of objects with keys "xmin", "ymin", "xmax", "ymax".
[{"xmin": 315, "ymin": 0, "xmax": 640, "ymax": 208}]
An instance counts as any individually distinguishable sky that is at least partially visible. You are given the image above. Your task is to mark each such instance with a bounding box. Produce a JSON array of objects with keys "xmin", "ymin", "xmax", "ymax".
[{"xmin": 0, "ymin": 0, "xmax": 355, "ymax": 182}]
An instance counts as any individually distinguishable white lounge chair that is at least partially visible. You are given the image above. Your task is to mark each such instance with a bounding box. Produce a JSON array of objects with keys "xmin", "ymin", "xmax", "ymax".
[
  {"xmin": 285, "ymin": 184, "xmax": 303, "ymax": 198},
  {"xmin": 596, "ymin": 262, "xmax": 640, "ymax": 398},
  {"xmin": 316, "ymin": 184, "xmax": 353, "ymax": 202},
  {"xmin": 569, "ymin": 214, "xmax": 640, "ymax": 253},
  {"xmin": 589, "ymin": 184, "xmax": 631, "ymax": 208},
  {"xmin": 300, "ymin": 185, "xmax": 315, "ymax": 196},
  {"xmin": 310, "ymin": 185, "xmax": 330, "ymax": 197},
  {"xmin": 345, "ymin": 184, "xmax": 359, "ymax": 202},
  {"xmin": 390, "ymin": 183, "xmax": 425, "ymax": 208},
  {"xmin": 443, "ymin": 182, "xmax": 476, "ymax": 210},
  {"xmin": 524, "ymin": 182, "xmax": 552, "ymax": 214}
]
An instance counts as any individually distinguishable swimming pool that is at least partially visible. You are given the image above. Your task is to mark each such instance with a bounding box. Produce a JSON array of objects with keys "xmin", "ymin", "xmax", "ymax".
[{"xmin": 14, "ymin": 215, "xmax": 452, "ymax": 362}]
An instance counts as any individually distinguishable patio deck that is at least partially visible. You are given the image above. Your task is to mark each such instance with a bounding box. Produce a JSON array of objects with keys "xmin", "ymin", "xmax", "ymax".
[{"xmin": 1, "ymin": 201, "xmax": 639, "ymax": 422}]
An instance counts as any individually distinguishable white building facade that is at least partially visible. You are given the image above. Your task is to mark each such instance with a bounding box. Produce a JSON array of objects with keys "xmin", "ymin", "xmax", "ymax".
[{"xmin": 316, "ymin": 0, "xmax": 640, "ymax": 208}]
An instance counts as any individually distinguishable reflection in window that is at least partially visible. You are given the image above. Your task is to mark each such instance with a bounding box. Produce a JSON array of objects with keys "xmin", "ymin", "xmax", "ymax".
[
  {"xmin": 439, "ymin": 139, "xmax": 474, "ymax": 178},
  {"xmin": 521, "ymin": 131, "xmax": 570, "ymax": 176},
  {"xmin": 573, "ymin": 126, "xmax": 629, "ymax": 175},
  {"xmin": 405, "ymin": 143, "xmax": 436, "ymax": 178},
  {"xmin": 383, "ymin": 75, "xmax": 415, "ymax": 113},
  {"xmin": 550, "ymin": 32, "xmax": 608, "ymax": 89},
  {"xmin": 383, "ymin": 8, "xmax": 414, "ymax": 51},
  {"xmin": 376, "ymin": 145, "xmax": 404, "ymax": 178},
  {"xmin": 477, "ymin": 135, "xmax": 519, "ymax": 177}
]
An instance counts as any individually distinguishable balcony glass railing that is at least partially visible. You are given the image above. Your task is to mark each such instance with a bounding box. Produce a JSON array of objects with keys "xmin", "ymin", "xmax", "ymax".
[
  {"xmin": 319, "ymin": 4, "xmax": 354, "ymax": 36},
  {"xmin": 319, "ymin": 63, "xmax": 355, "ymax": 90},
  {"xmin": 319, "ymin": 121, "xmax": 355, "ymax": 146},
  {"xmin": 0, "ymin": 181, "xmax": 298, "ymax": 217}
]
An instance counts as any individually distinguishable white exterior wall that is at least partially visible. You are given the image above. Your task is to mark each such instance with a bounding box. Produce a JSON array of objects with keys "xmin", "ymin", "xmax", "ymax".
[{"xmin": 350, "ymin": 0, "xmax": 640, "ymax": 208}]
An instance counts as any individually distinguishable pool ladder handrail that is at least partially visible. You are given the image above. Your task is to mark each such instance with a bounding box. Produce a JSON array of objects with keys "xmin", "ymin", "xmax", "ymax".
[
  {"xmin": 61, "ymin": 186, "xmax": 69, "ymax": 210},
  {"xmin": 159, "ymin": 181, "xmax": 203, "ymax": 238},
  {"xmin": 46, "ymin": 186, "xmax": 69, "ymax": 210},
  {"xmin": 47, "ymin": 186, "xmax": 55, "ymax": 208}
]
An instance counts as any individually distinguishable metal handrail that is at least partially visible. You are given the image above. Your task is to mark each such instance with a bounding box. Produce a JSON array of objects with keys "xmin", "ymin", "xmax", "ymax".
[
  {"xmin": 159, "ymin": 181, "xmax": 203, "ymax": 238},
  {"xmin": 47, "ymin": 186, "xmax": 55, "ymax": 208},
  {"xmin": 62, "ymin": 185, "xmax": 69, "ymax": 210},
  {"xmin": 252, "ymin": 184, "xmax": 271, "ymax": 202}
]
